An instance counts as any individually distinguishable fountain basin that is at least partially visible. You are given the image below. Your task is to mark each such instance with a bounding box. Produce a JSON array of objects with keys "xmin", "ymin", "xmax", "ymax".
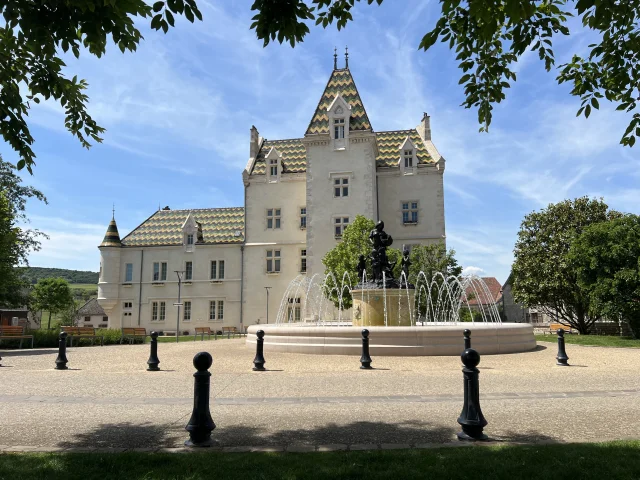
[
  {"xmin": 352, "ymin": 288, "xmax": 414, "ymax": 327},
  {"xmin": 246, "ymin": 323, "xmax": 536, "ymax": 356}
]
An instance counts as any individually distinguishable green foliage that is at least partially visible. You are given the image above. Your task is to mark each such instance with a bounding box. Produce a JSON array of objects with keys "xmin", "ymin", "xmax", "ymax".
[
  {"xmin": 1, "ymin": 1, "xmax": 203, "ymax": 173},
  {"xmin": 18, "ymin": 267, "xmax": 99, "ymax": 285},
  {"xmin": 20, "ymin": 327, "xmax": 125, "ymax": 348},
  {"xmin": 249, "ymin": 1, "xmax": 640, "ymax": 148},
  {"xmin": 30, "ymin": 278, "xmax": 74, "ymax": 329},
  {"xmin": 512, "ymin": 196, "xmax": 620, "ymax": 334},
  {"xmin": 569, "ymin": 214, "xmax": 640, "ymax": 338}
]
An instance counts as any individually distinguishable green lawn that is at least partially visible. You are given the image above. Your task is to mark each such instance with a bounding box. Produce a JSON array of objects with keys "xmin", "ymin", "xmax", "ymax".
[
  {"xmin": 154, "ymin": 334, "xmax": 240, "ymax": 343},
  {"xmin": 0, "ymin": 441, "xmax": 639, "ymax": 480},
  {"xmin": 535, "ymin": 334, "xmax": 640, "ymax": 348},
  {"xmin": 69, "ymin": 284, "xmax": 98, "ymax": 291}
]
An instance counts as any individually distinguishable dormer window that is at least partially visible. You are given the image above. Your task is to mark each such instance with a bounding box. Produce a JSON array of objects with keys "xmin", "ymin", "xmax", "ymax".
[
  {"xmin": 181, "ymin": 212, "xmax": 198, "ymax": 252},
  {"xmin": 399, "ymin": 136, "xmax": 417, "ymax": 175},
  {"xmin": 186, "ymin": 234, "xmax": 194, "ymax": 245},
  {"xmin": 334, "ymin": 118, "xmax": 345, "ymax": 139},
  {"xmin": 265, "ymin": 147, "xmax": 282, "ymax": 183},
  {"xmin": 404, "ymin": 150, "xmax": 413, "ymax": 168}
]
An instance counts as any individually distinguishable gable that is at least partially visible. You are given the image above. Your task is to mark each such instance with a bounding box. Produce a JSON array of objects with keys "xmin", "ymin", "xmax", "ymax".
[
  {"xmin": 251, "ymin": 139, "xmax": 306, "ymax": 175},
  {"xmin": 375, "ymin": 130, "xmax": 434, "ymax": 168}
]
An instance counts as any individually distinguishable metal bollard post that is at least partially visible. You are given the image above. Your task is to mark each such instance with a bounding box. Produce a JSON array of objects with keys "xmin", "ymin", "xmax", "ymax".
[
  {"xmin": 457, "ymin": 348, "xmax": 488, "ymax": 441},
  {"xmin": 463, "ymin": 329, "xmax": 471, "ymax": 350},
  {"xmin": 147, "ymin": 331, "xmax": 160, "ymax": 371},
  {"xmin": 556, "ymin": 329, "xmax": 569, "ymax": 366},
  {"xmin": 55, "ymin": 332, "xmax": 69, "ymax": 370},
  {"xmin": 252, "ymin": 330, "xmax": 266, "ymax": 371},
  {"xmin": 360, "ymin": 329, "xmax": 373, "ymax": 369},
  {"xmin": 185, "ymin": 352, "xmax": 216, "ymax": 447}
]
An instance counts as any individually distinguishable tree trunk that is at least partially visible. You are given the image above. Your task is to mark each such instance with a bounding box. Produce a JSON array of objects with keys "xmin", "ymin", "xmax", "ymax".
[{"xmin": 47, "ymin": 311, "xmax": 52, "ymax": 330}]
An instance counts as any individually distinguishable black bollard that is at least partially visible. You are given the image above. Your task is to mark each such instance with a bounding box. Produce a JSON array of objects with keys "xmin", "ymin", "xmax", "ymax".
[
  {"xmin": 147, "ymin": 331, "xmax": 160, "ymax": 371},
  {"xmin": 556, "ymin": 329, "xmax": 569, "ymax": 366},
  {"xmin": 457, "ymin": 348, "xmax": 488, "ymax": 441},
  {"xmin": 55, "ymin": 332, "xmax": 69, "ymax": 370},
  {"xmin": 360, "ymin": 329, "xmax": 373, "ymax": 369},
  {"xmin": 185, "ymin": 352, "xmax": 216, "ymax": 447},
  {"xmin": 463, "ymin": 329, "xmax": 471, "ymax": 350},
  {"xmin": 252, "ymin": 330, "xmax": 266, "ymax": 371}
]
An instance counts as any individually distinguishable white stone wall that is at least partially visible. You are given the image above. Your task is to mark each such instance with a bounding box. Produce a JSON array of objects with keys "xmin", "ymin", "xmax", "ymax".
[
  {"xmin": 242, "ymin": 174, "xmax": 307, "ymax": 326},
  {"xmin": 303, "ymin": 133, "xmax": 378, "ymax": 276},
  {"xmin": 376, "ymin": 165, "xmax": 446, "ymax": 248},
  {"xmin": 98, "ymin": 243, "xmax": 242, "ymax": 333}
]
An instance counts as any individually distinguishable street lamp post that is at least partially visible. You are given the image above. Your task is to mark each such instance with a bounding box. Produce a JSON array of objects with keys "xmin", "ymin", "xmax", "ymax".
[
  {"xmin": 174, "ymin": 271, "xmax": 185, "ymax": 343},
  {"xmin": 264, "ymin": 286, "xmax": 272, "ymax": 324}
]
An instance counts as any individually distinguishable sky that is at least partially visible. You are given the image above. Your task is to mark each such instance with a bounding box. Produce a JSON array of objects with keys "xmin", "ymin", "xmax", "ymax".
[{"xmin": 3, "ymin": 0, "xmax": 639, "ymax": 285}]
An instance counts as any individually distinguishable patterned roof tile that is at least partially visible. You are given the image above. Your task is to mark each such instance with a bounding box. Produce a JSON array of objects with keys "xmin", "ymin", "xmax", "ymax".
[
  {"xmin": 306, "ymin": 69, "xmax": 372, "ymax": 135},
  {"xmin": 375, "ymin": 130, "xmax": 434, "ymax": 168},
  {"xmin": 121, "ymin": 208, "xmax": 244, "ymax": 247},
  {"xmin": 100, "ymin": 218, "xmax": 122, "ymax": 247},
  {"xmin": 251, "ymin": 139, "xmax": 306, "ymax": 175}
]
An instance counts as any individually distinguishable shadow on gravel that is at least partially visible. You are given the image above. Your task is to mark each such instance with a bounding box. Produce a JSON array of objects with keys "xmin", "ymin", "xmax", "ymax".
[
  {"xmin": 57, "ymin": 422, "xmax": 185, "ymax": 449},
  {"xmin": 0, "ymin": 349, "xmax": 57, "ymax": 357}
]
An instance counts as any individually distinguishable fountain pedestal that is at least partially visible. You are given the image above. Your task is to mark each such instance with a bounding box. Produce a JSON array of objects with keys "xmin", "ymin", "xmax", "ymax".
[{"xmin": 352, "ymin": 289, "xmax": 415, "ymax": 327}]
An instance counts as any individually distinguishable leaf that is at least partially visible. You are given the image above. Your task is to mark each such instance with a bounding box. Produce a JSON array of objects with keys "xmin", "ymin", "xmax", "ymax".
[
  {"xmin": 153, "ymin": 1, "xmax": 164, "ymax": 12},
  {"xmin": 165, "ymin": 10, "xmax": 175, "ymax": 27}
]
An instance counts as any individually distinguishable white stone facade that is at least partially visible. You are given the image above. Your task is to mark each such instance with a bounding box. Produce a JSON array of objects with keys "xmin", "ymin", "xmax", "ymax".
[{"xmin": 98, "ymin": 63, "xmax": 446, "ymax": 333}]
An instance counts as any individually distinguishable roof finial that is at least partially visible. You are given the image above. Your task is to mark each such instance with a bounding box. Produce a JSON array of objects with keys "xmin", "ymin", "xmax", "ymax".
[
  {"xmin": 333, "ymin": 47, "xmax": 338, "ymax": 70},
  {"xmin": 112, "ymin": 203, "xmax": 115, "ymax": 220},
  {"xmin": 345, "ymin": 45, "xmax": 349, "ymax": 69}
]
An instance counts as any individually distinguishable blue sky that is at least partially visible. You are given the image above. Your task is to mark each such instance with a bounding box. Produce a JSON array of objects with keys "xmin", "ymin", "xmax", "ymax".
[{"xmin": 3, "ymin": 0, "xmax": 639, "ymax": 284}]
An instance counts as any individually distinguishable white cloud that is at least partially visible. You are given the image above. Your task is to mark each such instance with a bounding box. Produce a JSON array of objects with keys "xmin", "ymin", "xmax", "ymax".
[{"xmin": 462, "ymin": 266, "xmax": 485, "ymax": 276}]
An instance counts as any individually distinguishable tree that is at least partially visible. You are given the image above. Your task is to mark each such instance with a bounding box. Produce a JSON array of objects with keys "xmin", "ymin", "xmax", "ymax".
[
  {"xmin": 0, "ymin": 157, "xmax": 46, "ymax": 307},
  {"xmin": 30, "ymin": 278, "xmax": 74, "ymax": 330},
  {"xmin": 569, "ymin": 214, "xmax": 640, "ymax": 337},
  {"xmin": 2, "ymin": 1, "xmax": 203, "ymax": 173},
  {"xmin": 322, "ymin": 215, "xmax": 401, "ymax": 309},
  {"xmin": 512, "ymin": 196, "xmax": 620, "ymax": 334},
  {"xmin": 250, "ymin": 1, "xmax": 640, "ymax": 147},
  {"xmin": 408, "ymin": 243, "xmax": 462, "ymax": 320}
]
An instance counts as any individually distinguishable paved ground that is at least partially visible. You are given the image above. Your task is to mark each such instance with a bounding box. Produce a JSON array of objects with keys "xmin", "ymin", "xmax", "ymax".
[{"xmin": 1, "ymin": 338, "xmax": 639, "ymax": 452}]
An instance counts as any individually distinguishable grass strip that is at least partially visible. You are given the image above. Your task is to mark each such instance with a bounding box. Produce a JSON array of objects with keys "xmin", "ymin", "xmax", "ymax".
[{"xmin": 535, "ymin": 334, "xmax": 640, "ymax": 348}]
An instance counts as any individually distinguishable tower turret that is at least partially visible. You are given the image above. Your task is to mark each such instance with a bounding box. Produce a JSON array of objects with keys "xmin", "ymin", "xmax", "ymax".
[{"xmin": 97, "ymin": 212, "xmax": 122, "ymax": 321}]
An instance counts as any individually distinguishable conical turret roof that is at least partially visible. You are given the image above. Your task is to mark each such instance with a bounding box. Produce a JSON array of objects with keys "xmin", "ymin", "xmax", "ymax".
[{"xmin": 100, "ymin": 216, "xmax": 122, "ymax": 247}]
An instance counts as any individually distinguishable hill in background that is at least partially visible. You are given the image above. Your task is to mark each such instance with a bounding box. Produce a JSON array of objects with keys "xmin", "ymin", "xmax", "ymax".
[{"xmin": 18, "ymin": 267, "xmax": 99, "ymax": 285}]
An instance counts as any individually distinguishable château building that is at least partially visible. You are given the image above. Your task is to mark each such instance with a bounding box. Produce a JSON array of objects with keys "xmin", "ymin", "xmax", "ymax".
[{"xmin": 97, "ymin": 55, "xmax": 447, "ymax": 332}]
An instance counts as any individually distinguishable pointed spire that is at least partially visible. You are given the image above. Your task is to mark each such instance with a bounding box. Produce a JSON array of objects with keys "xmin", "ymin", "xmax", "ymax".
[
  {"xmin": 333, "ymin": 47, "xmax": 338, "ymax": 70},
  {"xmin": 100, "ymin": 212, "xmax": 122, "ymax": 247},
  {"xmin": 345, "ymin": 45, "xmax": 349, "ymax": 69}
]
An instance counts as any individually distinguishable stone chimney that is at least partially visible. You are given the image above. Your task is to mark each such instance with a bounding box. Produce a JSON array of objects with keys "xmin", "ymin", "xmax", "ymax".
[
  {"xmin": 250, "ymin": 125, "xmax": 260, "ymax": 159},
  {"xmin": 416, "ymin": 112, "xmax": 431, "ymax": 142}
]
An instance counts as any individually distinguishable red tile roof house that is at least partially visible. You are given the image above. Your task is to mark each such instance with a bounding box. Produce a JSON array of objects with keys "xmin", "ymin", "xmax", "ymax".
[{"xmin": 463, "ymin": 277, "xmax": 503, "ymax": 313}]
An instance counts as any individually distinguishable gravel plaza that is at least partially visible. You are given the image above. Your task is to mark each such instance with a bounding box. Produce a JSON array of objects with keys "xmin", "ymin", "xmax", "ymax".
[{"xmin": 1, "ymin": 338, "xmax": 639, "ymax": 452}]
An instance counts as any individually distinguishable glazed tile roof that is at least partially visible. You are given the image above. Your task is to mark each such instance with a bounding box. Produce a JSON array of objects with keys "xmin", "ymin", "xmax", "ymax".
[
  {"xmin": 100, "ymin": 218, "xmax": 122, "ymax": 247},
  {"xmin": 251, "ymin": 130, "xmax": 434, "ymax": 175},
  {"xmin": 251, "ymin": 139, "xmax": 306, "ymax": 175},
  {"xmin": 375, "ymin": 130, "xmax": 434, "ymax": 168},
  {"xmin": 121, "ymin": 208, "xmax": 244, "ymax": 247},
  {"xmin": 306, "ymin": 68, "xmax": 372, "ymax": 135}
]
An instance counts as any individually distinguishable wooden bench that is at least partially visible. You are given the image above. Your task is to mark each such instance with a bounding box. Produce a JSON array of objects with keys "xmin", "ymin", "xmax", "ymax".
[
  {"xmin": 221, "ymin": 326, "xmax": 241, "ymax": 338},
  {"xmin": 194, "ymin": 327, "xmax": 212, "ymax": 341},
  {"xmin": 120, "ymin": 327, "xmax": 148, "ymax": 344},
  {"xmin": 545, "ymin": 323, "xmax": 575, "ymax": 335},
  {"xmin": 0, "ymin": 326, "xmax": 34, "ymax": 348},
  {"xmin": 61, "ymin": 327, "xmax": 104, "ymax": 347}
]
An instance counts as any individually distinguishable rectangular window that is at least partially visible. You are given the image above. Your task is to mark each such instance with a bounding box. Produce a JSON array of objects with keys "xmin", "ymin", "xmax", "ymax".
[
  {"xmin": 300, "ymin": 249, "xmax": 307, "ymax": 273},
  {"xmin": 334, "ymin": 177, "xmax": 349, "ymax": 197},
  {"xmin": 210, "ymin": 260, "xmax": 225, "ymax": 280},
  {"xmin": 300, "ymin": 207, "xmax": 307, "ymax": 229},
  {"xmin": 266, "ymin": 249, "xmax": 281, "ymax": 273},
  {"xmin": 266, "ymin": 208, "xmax": 281, "ymax": 229},
  {"xmin": 334, "ymin": 118, "xmax": 345, "ymax": 139},
  {"xmin": 404, "ymin": 150, "xmax": 413, "ymax": 168},
  {"xmin": 183, "ymin": 301, "xmax": 191, "ymax": 321},
  {"xmin": 84, "ymin": 316, "xmax": 91, "ymax": 323},
  {"xmin": 186, "ymin": 233, "xmax": 194, "ymax": 245},
  {"xmin": 334, "ymin": 217, "xmax": 350, "ymax": 237},
  {"xmin": 402, "ymin": 202, "xmax": 419, "ymax": 224},
  {"xmin": 152, "ymin": 302, "xmax": 158, "ymax": 321},
  {"xmin": 269, "ymin": 159, "xmax": 278, "ymax": 177},
  {"xmin": 153, "ymin": 262, "xmax": 167, "ymax": 281},
  {"xmin": 159, "ymin": 301, "xmax": 166, "ymax": 321},
  {"xmin": 218, "ymin": 301, "xmax": 224, "ymax": 321},
  {"xmin": 185, "ymin": 261, "xmax": 193, "ymax": 280},
  {"xmin": 102, "ymin": 316, "xmax": 108, "ymax": 323},
  {"xmin": 209, "ymin": 301, "xmax": 216, "ymax": 321},
  {"xmin": 124, "ymin": 263, "xmax": 133, "ymax": 283},
  {"xmin": 287, "ymin": 298, "xmax": 301, "ymax": 322},
  {"xmin": 123, "ymin": 302, "xmax": 133, "ymax": 310}
]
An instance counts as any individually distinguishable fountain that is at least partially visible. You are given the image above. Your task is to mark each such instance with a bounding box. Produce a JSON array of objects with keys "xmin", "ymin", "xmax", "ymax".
[{"xmin": 247, "ymin": 221, "xmax": 536, "ymax": 356}]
